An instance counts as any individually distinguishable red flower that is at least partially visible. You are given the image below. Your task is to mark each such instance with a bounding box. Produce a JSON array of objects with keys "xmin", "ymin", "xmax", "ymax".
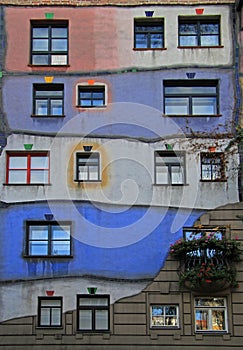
[{"xmin": 205, "ymin": 279, "xmax": 212, "ymax": 283}]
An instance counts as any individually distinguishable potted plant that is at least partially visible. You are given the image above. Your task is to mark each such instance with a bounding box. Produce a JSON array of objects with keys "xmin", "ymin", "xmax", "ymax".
[{"xmin": 170, "ymin": 231, "xmax": 241, "ymax": 291}]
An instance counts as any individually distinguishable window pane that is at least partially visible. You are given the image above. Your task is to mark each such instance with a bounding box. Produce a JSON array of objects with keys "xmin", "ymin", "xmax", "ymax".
[
  {"xmin": 79, "ymin": 298, "xmax": 108, "ymax": 306},
  {"xmin": 9, "ymin": 157, "xmax": 27, "ymax": 168},
  {"xmin": 212, "ymin": 310, "xmax": 226, "ymax": 331},
  {"xmin": 33, "ymin": 39, "xmax": 49, "ymax": 51},
  {"xmin": 29, "ymin": 241, "xmax": 48, "ymax": 255},
  {"xmin": 179, "ymin": 23, "xmax": 197, "ymax": 34},
  {"xmin": 151, "ymin": 33, "xmax": 163, "ymax": 48},
  {"xmin": 179, "ymin": 36, "xmax": 198, "ymax": 46},
  {"xmin": 79, "ymin": 310, "xmax": 92, "ymax": 330},
  {"xmin": 79, "ymin": 166, "xmax": 88, "ymax": 180},
  {"xmin": 29, "ymin": 226, "xmax": 48, "ymax": 239},
  {"xmin": 51, "ymin": 55, "xmax": 67, "ymax": 65},
  {"xmin": 135, "ymin": 34, "xmax": 147, "ymax": 48},
  {"xmin": 32, "ymin": 55, "xmax": 49, "ymax": 65},
  {"xmin": 33, "ymin": 27, "xmax": 49, "ymax": 38},
  {"xmin": 95, "ymin": 310, "xmax": 108, "ymax": 330},
  {"xmin": 31, "ymin": 156, "xmax": 49, "ymax": 169},
  {"xmin": 30, "ymin": 170, "xmax": 49, "ymax": 183},
  {"xmin": 41, "ymin": 300, "xmax": 61, "ymax": 307},
  {"xmin": 36, "ymin": 100, "xmax": 48, "ymax": 115},
  {"xmin": 51, "ymin": 308, "xmax": 61, "ymax": 326},
  {"xmin": 51, "ymin": 241, "xmax": 70, "ymax": 255},
  {"xmin": 156, "ymin": 166, "xmax": 168, "ymax": 184},
  {"xmin": 212, "ymin": 165, "xmax": 222, "ymax": 180},
  {"xmin": 201, "ymin": 35, "xmax": 219, "ymax": 46},
  {"xmin": 93, "ymin": 100, "xmax": 104, "ymax": 107},
  {"xmin": 8, "ymin": 170, "xmax": 27, "ymax": 183},
  {"xmin": 196, "ymin": 310, "xmax": 209, "ymax": 330},
  {"xmin": 51, "ymin": 39, "xmax": 67, "ymax": 52},
  {"xmin": 192, "ymin": 97, "xmax": 217, "ymax": 115},
  {"xmin": 40, "ymin": 308, "xmax": 50, "ymax": 326},
  {"xmin": 52, "ymin": 27, "xmax": 67, "ymax": 38},
  {"xmin": 51, "ymin": 100, "xmax": 63, "ymax": 115},
  {"xmin": 165, "ymin": 97, "xmax": 189, "ymax": 115},
  {"xmin": 200, "ymin": 23, "xmax": 219, "ymax": 35},
  {"xmin": 171, "ymin": 166, "xmax": 184, "ymax": 184},
  {"xmin": 52, "ymin": 226, "xmax": 70, "ymax": 239},
  {"xmin": 202, "ymin": 164, "xmax": 212, "ymax": 180},
  {"xmin": 89, "ymin": 166, "xmax": 99, "ymax": 180}
]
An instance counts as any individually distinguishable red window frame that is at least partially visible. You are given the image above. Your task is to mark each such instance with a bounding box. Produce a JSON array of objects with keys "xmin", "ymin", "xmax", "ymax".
[{"xmin": 6, "ymin": 151, "xmax": 50, "ymax": 184}]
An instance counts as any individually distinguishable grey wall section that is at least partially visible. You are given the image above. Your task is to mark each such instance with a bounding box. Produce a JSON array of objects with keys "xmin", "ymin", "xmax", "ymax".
[{"xmin": 0, "ymin": 202, "xmax": 242, "ymax": 349}]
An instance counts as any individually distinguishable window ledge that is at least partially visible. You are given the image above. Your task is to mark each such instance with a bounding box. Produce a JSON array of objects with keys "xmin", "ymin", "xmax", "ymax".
[
  {"xmin": 76, "ymin": 105, "xmax": 107, "ymax": 109},
  {"xmin": 31, "ymin": 114, "xmax": 65, "ymax": 118},
  {"xmin": 165, "ymin": 114, "xmax": 222, "ymax": 118},
  {"xmin": 200, "ymin": 179, "xmax": 227, "ymax": 183},
  {"xmin": 28, "ymin": 64, "xmax": 70, "ymax": 68},
  {"xmin": 36, "ymin": 326, "xmax": 63, "ymax": 329},
  {"xmin": 153, "ymin": 183, "xmax": 189, "ymax": 186},
  {"xmin": 3, "ymin": 183, "xmax": 51, "ymax": 186},
  {"xmin": 24, "ymin": 255, "xmax": 73, "ymax": 259},
  {"xmin": 133, "ymin": 48, "xmax": 167, "ymax": 51},
  {"xmin": 74, "ymin": 180, "xmax": 101, "ymax": 183},
  {"xmin": 177, "ymin": 46, "xmax": 224, "ymax": 49}
]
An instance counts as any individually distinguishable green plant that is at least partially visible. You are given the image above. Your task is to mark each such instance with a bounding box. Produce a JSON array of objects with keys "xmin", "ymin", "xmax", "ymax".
[{"xmin": 170, "ymin": 233, "xmax": 241, "ymax": 290}]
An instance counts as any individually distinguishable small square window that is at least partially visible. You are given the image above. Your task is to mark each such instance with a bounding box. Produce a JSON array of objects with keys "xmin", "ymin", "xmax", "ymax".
[
  {"xmin": 78, "ymin": 86, "xmax": 106, "ymax": 108},
  {"xmin": 33, "ymin": 84, "xmax": 64, "ymax": 116},
  {"xmin": 201, "ymin": 152, "xmax": 225, "ymax": 181},
  {"xmin": 134, "ymin": 19, "xmax": 164, "ymax": 49},
  {"xmin": 151, "ymin": 305, "xmax": 179, "ymax": 328},
  {"xmin": 76, "ymin": 152, "xmax": 100, "ymax": 182},
  {"xmin": 6, "ymin": 152, "xmax": 50, "ymax": 185},
  {"xmin": 26, "ymin": 221, "xmax": 72, "ymax": 257},
  {"xmin": 179, "ymin": 17, "xmax": 220, "ymax": 47},
  {"xmin": 31, "ymin": 21, "xmax": 68, "ymax": 65},
  {"xmin": 164, "ymin": 80, "xmax": 219, "ymax": 116},
  {"xmin": 154, "ymin": 151, "xmax": 185, "ymax": 185},
  {"xmin": 77, "ymin": 294, "xmax": 110, "ymax": 332},
  {"xmin": 195, "ymin": 297, "xmax": 227, "ymax": 332},
  {"xmin": 38, "ymin": 297, "xmax": 63, "ymax": 327}
]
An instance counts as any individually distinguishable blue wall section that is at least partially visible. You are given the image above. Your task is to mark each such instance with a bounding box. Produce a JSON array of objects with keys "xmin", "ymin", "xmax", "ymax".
[{"xmin": 0, "ymin": 201, "xmax": 204, "ymax": 281}]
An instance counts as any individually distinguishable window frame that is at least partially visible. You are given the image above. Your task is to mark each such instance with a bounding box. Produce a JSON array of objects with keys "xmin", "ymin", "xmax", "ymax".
[
  {"xmin": 77, "ymin": 85, "xmax": 106, "ymax": 108},
  {"xmin": 178, "ymin": 16, "xmax": 221, "ymax": 48},
  {"xmin": 154, "ymin": 150, "xmax": 186, "ymax": 185},
  {"xmin": 30, "ymin": 20, "xmax": 68, "ymax": 66},
  {"xmin": 25, "ymin": 220, "xmax": 72, "ymax": 258},
  {"xmin": 76, "ymin": 294, "xmax": 110, "ymax": 332},
  {"xmin": 200, "ymin": 152, "xmax": 226, "ymax": 182},
  {"xmin": 75, "ymin": 152, "xmax": 101, "ymax": 182},
  {"xmin": 134, "ymin": 18, "xmax": 165, "ymax": 50},
  {"xmin": 5, "ymin": 151, "xmax": 50, "ymax": 185},
  {"xmin": 32, "ymin": 83, "xmax": 64, "ymax": 117},
  {"xmin": 37, "ymin": 297, "xmax": 63, "ymax": 328},
  {"xmin": 194, "ymin": 297, "xmax": 228, "ymax": 333},
  {"xmin": 150, "ymin": 305, "xmax": 179, "ymax": 329},
  {"xmin": 163, "ymin": 80, "xmax": 219, "ymax": 116}
]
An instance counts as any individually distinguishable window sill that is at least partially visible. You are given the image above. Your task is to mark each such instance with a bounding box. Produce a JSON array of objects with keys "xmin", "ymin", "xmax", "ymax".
[
  {"xmin": 133, "ymin": 48, "xmax": 167, "ymax": 51},
  {"xmin": 76, "ymin": 330, "xmax": 110, "ymax": 334},
  {"xmin": 36, "ymin": 326, "xmax": 63, "ymax": 329},
  {"xmin": 28, "ymin": 64, "xmax": 70, "ymax": 68},
  {"xmin": 153, "ymin": 183, "xmax": 189, "ymax": 186},
  {"xmin": 200, "ymin": 179, "xmax": 227, "ymax": 183},
  {"xmin": 177, "ymin": 46, "xmax": 224, "ymax": 49},
  {"xmin": 74, "ymin": 180, "xmax": 101, "ymax": 183},
  {"xmin": 76, "ymin": 105, "xmax": 107, "ymax": 109},
  {"xmin": 3, "ymin": 183, "xmax": 51, "ymax": 186},
  {"xmin": 24, "ymin": 255, "xmax": 73, "ymax": 259},
  {"xmin": 31, "ymin": 114, "xmax": 65, "ymax": 118},
  {"xmin": 165, "ymin": 114, "xmax": 222, "ymax": 118}
]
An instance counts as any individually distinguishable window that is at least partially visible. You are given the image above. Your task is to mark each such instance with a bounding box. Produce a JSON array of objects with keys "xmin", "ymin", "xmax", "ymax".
[
  {"xmin": 78, "ymin": 86, "xmax": 106, "ymax": 108},
  {"xmin": 151, "ymin": 305, "xmax": 179, "ymax": 328},
  {"xmin": 155, "ymin": 151, "xmax": 185, "ymax": 185},
  {"xmin": 6, "ymin": 152, "xmax": 50, "ymax": 184},
  {"xmin": 179, "ymin": 17, "xmax": 220, "ymax": 47},
  {"xmin": 201, "ymin": 152, "xmax": 225, "ymax": 181},
  {"xmin": 76, "ymin": 152, "xmax": 100, "ymax": 182},
  {"xmin": 77, "ymin": 295, "xmax": 110, "ymax": 332},
  {"xmin": 38, "ymin": 297, "xmax": 62, "ymax": 327},
  {"xmin": 134, "ymin": 19, "xmax": 164, "ymax": 49},
  {"xmin": 195, "ymin": 298, "xmax": 227, "ymax": 332},
  {"xmin": 26, "ymin": 221, "xmax": 71, "ymax": 257},
  {"xmin": 33, "ymin": 84, "xmax": 64, "ymax": 116},
  {"xmin": 31, "ymin": 21, "xmax": 68, "ymax": 65},
  {"xmin": 164, "ymin": 80, "xmax": 219, "ymax": 116}
]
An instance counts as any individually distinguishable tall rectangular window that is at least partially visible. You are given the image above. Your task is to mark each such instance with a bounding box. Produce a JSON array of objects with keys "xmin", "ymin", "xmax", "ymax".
[
  {"xmin": 78, "ymin": 86, "xmax": 106, "ymax": 108},
  {"xmin": 179, "ymin": 17, "xmax": 220, "ymax": 47},
  {"xmin": 26, "ymin": 221, "xmax": 71, "ymax": 257},
  {"xmin": 155, "ymin": 151, "xmax": 185, "ymax": 185},
  {"xmin": 6, "ymin": 152, "xmax": 50, "ymax": 184},
  {"xmin": 33, "ymin": 84, "xmax": 64, "ymax": 116},
  {"xmin": 31, "ymin": 21, "xmax": 68, "ymax": 65},
  {"xmin": 38, "ymin": 297, "xmax": 62, "ymax": 327},
  {"xmin": 201, "ymin": 152, "xmax": 225, "ymax": 181},
  {"xmin": 77, "ymin": 295, "xmax": 110, "ymax": 332},
  {"xmin": 76, "ymin": 152, "xmax": 100, "ymax": 182},
  {"xmin": 134, "ymin": 19, "xmax": 164, "ymax": 49},
  {"xmin": 164, "ymin": 80, "xmax": 219, "ymax": 116},
  {"xmin": 195, "ymin": 298, "xmax": 227, "ymax": 332}
]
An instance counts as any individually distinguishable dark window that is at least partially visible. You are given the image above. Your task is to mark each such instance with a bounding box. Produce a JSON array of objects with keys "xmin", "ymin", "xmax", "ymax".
[
  {"xmin": 201, "ymin": 152, "xmax": 225, "ymax": 181},
  {"xmin": 134, "ymin": 19, "xmax": 164, "ymax": 49},
  {"xmin": 33, "ymin": 84, "xmax": 64, "ymax": 116},
  {"xmin": 78, "ymin": 86, "xmax": 105, "ymax": 108},
  {"xmin": 76, "ymin": 152, "xmax": 100, "ymax": 181},
  {"xmin": 195, "ymin": 298, "xmax": 227, "ymax": 332},
  {"xmin": 179, "ymin": 17, "xmax": 220, "ymax": 47},
  {"xmin": 151, "ymin": 305, "xmax": 179, "ymax": 328},
  {"xmin": 38, "ymin": 297, "xmax": 62, "ymax": 327},
  {"xmin": 31, "ymin": 21, "xmax": 68, "ymax": 65},
  {"xmin": 155, "ymin": 151, "xmax": 185, "ymax": 185},
  {"xmin": 77, "ymin": 294, "xmax": 110, "ymax": 332},
  {"xmin": 164, "ymin": 80, "xmax": 219, "ymax": 116},
  {"xmin": 6, "ymin": 152, "xmax": 50, "ymax": 184},
  {"xmin": 26, "ymin": 221, "xmax": 71, "ymax": 257}
]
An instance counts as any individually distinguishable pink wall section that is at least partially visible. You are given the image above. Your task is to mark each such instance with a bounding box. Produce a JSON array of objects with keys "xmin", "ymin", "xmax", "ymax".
[{"xmin": 5, "ymin": 7, "xmax": 120, "ymax": 72}]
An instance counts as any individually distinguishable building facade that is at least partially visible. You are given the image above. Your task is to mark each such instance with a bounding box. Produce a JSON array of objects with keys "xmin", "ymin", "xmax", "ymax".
[{"xmin": 0, "ymin": 0, "xmax": 242, "ymax": 349}]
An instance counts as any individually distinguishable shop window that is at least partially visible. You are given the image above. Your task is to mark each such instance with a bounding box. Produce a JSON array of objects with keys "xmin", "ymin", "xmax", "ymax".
[
  {"xmin": 31, "ymin": 21, "xmax": 68, "ymax": 65},
  {"xmin": 77, "ymin": 294, "xmax": 110, "ymax": 332},
  {"xmin": 134, "ymin": 18, "xmax": 164, "ymax": 49},
  {"xmin": 154, "ymin": 151, "xmax": 185, "ymax": 185},
  {"xmin": 195, "ymin": 297, "xmax": 227, "ymax": 332},
  {"xmin": 151, "ymin": 305, "xmax": 179, "ymax": 328},
  {"xmin": 38, "ymin": 297, "xmax": 62, "ymax": 327}
]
